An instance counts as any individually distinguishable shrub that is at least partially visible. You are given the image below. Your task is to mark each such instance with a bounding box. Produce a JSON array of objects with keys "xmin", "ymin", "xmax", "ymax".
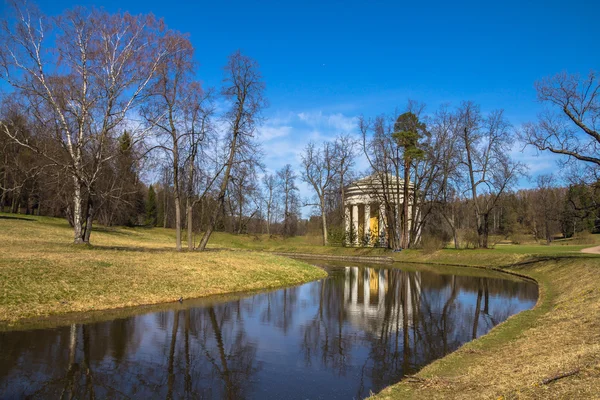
[
  {"xmin": 327, "ymin": 227, "xmax": 346, "ymax": 246},
  {"xmin": 570, "ymin": 231, "xmax": 596, "ymax": 245},
  {"xmin": 509, "ymin": 232, "xmax": 529, "ymax": 245},
  {"xmin": 464, "ymin": 229, "xmax": 480, "ymax": 249},
  {"xmin": 421, "ymin": 234, "xmax": 446, "ymax": 254}
]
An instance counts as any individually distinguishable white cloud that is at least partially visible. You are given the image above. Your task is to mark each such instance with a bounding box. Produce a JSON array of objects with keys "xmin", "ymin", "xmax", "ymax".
[
  {"xmin": 255, "ymin": 108, "xmax": 361, "ymax": 217},
  {"xmin": 510, "ymin": 141, "xmax": 561, "ymax": 175},
  {"xmin": 258, "ymin": 125, "xmax": 292, "ymax": 141},
  {"xmin": 297, "ymin": 111, "xmax": 357, "ymax": 134}
]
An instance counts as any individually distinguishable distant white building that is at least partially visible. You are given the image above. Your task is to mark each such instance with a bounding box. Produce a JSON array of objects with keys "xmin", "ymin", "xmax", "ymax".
[{"xmin": 344, "ymin": 174, "xmax": 418, "ymax": 247}]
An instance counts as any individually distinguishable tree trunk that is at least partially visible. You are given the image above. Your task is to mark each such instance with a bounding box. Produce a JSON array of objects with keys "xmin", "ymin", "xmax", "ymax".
[
  {"xmin": 441, "ymin": 212, "xmax": 459, "ymax": 249},
  {"xmin": 283, "ymin": 200, "xmax": 289, "ymax": 237},
  {"xmin": 83, "ymin": 195, "xmax": 94, "ymax": 244},
  {"xmin": 72, "ymin": 178, "xmax": 85, "ymax": 244},
  {"xmin": 0, "ymin": 158, "xmax": 7, "ymax": 212},
  {"xmin": 186, "ymin": 153, "xmax": 195, "ymax": 251},
  {"xmin": 320, "ymin": 197, "xmax": 328, "ymax": 246},
  {"xmin": 10, "ymin": 186, "xmax": 20, "ymax": 213},
  {"xmin": 266, "ymin": 206, "xmax": 271, "ymax": 235},
  {"xmin": 163, "ymin": 169, "xmax": 169, "ymax": 229},
  {"xmin": 453, "ymin": 226, "xmax": 459, "ymax": 249},
  {"xmin": 401, "ymin": 157, "xmax": 410, "ymax": 249},
  {"xmin": 481, "ymin": 213, "xmax": 489, "ymax": 248},
  {"xmin": 340, "ymin": 172, "xmax": 345, "ymax": 223},
  {"xmin": 237, "ymin": 197, "xmax": 243, "ymax": 234},
  {"xmin": 464, "ymin": 128, "xmax": 484, "ymax": 248},
  {"xmin": 174, "ymin": 192, "xmax": 181, "ymax": 250},
  {"xmin": 198, "ymin": 126, "xmax": 237, "ymax": 251},
  {"xmin": 173, "ymin": 152, "xmax": 182, "ymax": 251},
  {"xmin": 187, "ymin": 198, "xmax": 193, "ymax": 250},
  {"xmin": 198, "ymin": 223, "xmax": 214, "ymax": 251}
]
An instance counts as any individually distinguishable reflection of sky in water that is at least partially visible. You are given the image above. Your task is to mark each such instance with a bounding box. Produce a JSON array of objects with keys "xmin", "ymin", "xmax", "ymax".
[{"xmin": 0, "ymin": 266, "xmax": 538, "ymax": 400}]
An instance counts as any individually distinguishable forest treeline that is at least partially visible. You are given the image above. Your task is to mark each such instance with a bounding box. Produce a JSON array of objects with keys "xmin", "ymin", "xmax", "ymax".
[{"xmin": 0, "ymin": 2, "xmax": 599, "ymax": 250}]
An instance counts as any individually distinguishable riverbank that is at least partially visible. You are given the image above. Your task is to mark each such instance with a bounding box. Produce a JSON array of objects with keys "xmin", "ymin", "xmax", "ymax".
[
  {"xmin": 2, "ymin": 214, "xmax": 599, "ymax": 398},
  {"xmin": 212, "ymin": 229, "xmax": 600, "ymax": 398},
  {"xmin": 371, "ymin": 252, "xmax": 600, "ymax": 399},
  {"xmin": 0, "ymin": 214, "xmax": 326, "ymax": 325}
]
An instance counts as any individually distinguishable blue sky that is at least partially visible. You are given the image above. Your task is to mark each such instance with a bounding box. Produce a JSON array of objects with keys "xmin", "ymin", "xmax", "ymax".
[{"xmin": 3, "ymin": 0, "xmax": 599, "ymax": 210}]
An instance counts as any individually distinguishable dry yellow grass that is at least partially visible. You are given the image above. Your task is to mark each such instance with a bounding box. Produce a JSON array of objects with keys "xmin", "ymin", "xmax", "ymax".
[
  {"xmin": 0, "ymin": 214, "xmax": 326, "ymax": 325},
  {"xmin": 3, "ymin": 213, "xmax": 600, "ymax": 398},
  {"xmin": 371, "ymin": 256, "xmax": 600, "ymax": 399}
]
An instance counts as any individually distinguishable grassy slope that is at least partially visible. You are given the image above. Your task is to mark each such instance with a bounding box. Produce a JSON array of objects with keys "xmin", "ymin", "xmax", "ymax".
[
  {"xmin": 209, "ymin": 229, "xmax": 600, "ymax": 398},
  {"xmin": 372, "ymin": 251, "xmax": 600, "ymax": 399},
  {"xmin": 2, "ymin": 214, "xmax": 599, "ymax": 397},
  {"xmin": 0, "ymin": 214, "xmax": 326, "ymax": 325}
]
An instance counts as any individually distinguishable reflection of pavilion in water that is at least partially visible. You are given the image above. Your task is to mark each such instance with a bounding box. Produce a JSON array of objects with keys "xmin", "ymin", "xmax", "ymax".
[{"xmin": 343, "ymin": 267, "xmax": 421, "ymax": 333}]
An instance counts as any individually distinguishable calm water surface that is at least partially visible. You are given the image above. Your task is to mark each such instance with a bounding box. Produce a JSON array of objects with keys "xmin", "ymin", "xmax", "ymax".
[{"xmin": 0, "ymin": 264, "xmax": 537, "ymax": 399}]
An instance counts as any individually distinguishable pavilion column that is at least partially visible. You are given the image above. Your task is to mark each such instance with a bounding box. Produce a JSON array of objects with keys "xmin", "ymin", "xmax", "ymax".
[
  {"xmin": 379, "ymin": 204, "xmax": 386, "ymax": 246},
  {"xmin": 352, "ymin": 204, "xmax": 359, "ymax": 246},
  {"xmin": 364, "ymin": 203, "xmax": 371, "ymax": 245},
  {"xmin": 344, "ymin": 205, "xmax": 351, "ymax": 245}
]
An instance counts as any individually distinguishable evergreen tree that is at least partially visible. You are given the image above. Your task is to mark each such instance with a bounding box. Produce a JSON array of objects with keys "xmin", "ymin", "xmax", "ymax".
[{"xmin": 393, "ymin": 111, "xmax": 427, "ymax": 248}]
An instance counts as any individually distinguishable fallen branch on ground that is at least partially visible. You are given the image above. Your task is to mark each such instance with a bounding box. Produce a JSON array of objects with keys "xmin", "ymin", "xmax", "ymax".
[{"xmin": 541, "ymin": 368, "xmax": 580, "ymax": 385}]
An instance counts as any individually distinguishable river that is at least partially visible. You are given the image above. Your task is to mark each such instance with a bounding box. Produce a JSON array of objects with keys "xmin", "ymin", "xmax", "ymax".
[{"xmin": 0, "ymin": 263, "xmax": 538, "ymax": 399}]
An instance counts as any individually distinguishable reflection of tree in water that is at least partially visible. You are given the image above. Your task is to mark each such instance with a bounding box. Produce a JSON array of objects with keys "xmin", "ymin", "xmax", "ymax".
[
  {"xmin": 3, "ymin": 321, "xmax": 139, "ymax": 398},
  {"xmin": 157, "ymin": 303, "xmax": 262, "ymax": 399},
  {"xmin": 0, "ymin": 267, "xmax": 537, "ymax": 399},
  {"xmin": 299, "ymin": 267, "xmax": 537, "ymax": 398},
  {"xmin": 300, "ymin": 271, "xmax": 353, "ymax": 375},
  {"xmin": 363, "ymin": 269, "xmax": 422, "ymax": 393},
  {"xmin": 259, "ymin": 287, "xmax": 299, "ymax": 334},
  {"xmin": 299, "ymin": 267, "xmax": 424, "ymax": 397},
  {"xmin": 0, "ymin": 303, "xmax": 261, "ymax": 399}
]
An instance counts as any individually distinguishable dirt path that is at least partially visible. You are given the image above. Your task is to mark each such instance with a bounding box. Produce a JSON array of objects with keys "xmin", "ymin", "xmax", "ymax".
[{"xmin": 581, "ymin": 245, "xmax": 600, "ymax": 254}]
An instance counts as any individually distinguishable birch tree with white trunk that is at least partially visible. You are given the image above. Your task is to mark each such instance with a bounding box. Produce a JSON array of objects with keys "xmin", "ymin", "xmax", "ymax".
[
  {"xmin": 0, "ymin": 2, "xmax": 184, "ymax": 243},
  {"xmin": 301, "ymin": 141, "xmax": 338, "ymax": 246}
]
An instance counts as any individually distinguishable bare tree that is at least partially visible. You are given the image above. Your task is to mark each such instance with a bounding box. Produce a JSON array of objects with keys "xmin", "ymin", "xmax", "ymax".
[
  {"xmin": 278, "ymin": 164, "xmax": 299, "ymax": 237},
  {"xmin": 0, "ymin": 3, "xmax": 183, "ymax": 243},
  {"xmin": 301, "ymin": 141, "xmax": 338, "ymax": 245},
  {"xmin": 197, "ymin": 51, "xmax": 267, "ymax": 251},
  {"xmin": 141, "ymin": 31, "xmax": 198, "ymax": 250},
  {"xmin": 183, "ymin": 87, "xmax": 214, "ymax": 250},
  {"xmin": 229, "ymin": 162, "xmax": 261, "ymax": 234},
  {"xmin": 0, "ymin": 104, "xmax": 47, "ymax": 214},
  {"xmin": 457, "ymin": 102, "xmax": 522, "ymax": 248},
  {"xmin": 532, "ymin": 174, "xmax": 564, "ymax": 243},
  {"xmin": 360, "ymin": 114, "xmax": 407, "ymax": 250},
  {"xmin": 522, "ymin": 71, "xmax": 600, "ymax": 170},
  {"xmin": 262, "ymin": 173, "xmax": 278, "ymax": 235},
  {"xmin": 333, "ymin": 134, "xmax": 358, "ymax": 221},
  {"xmin": 430, "ymin": 106, "xmax": 462, "ymax": 248}
]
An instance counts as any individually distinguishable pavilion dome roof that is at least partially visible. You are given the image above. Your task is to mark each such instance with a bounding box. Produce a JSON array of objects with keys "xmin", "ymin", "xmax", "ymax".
[{"xmin": 345, "ymin": 174, "xmax": 413, "ymax": 203}]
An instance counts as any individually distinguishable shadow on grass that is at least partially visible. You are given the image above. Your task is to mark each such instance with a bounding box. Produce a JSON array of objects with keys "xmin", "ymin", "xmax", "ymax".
[
  {"xmin": 92, "ymin": 226, "xmax": 138, "ymax": 236},
  {"xmin": 0, "ymin": 215, "xmax": 36, "ymax": 222},
  {"xmin": 88, "ymin": 244, "xmax": 225, "ymax": 253},
  {"xmin": 89, "ymin": 245, "xmax": 173, "ymax": 253}
]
